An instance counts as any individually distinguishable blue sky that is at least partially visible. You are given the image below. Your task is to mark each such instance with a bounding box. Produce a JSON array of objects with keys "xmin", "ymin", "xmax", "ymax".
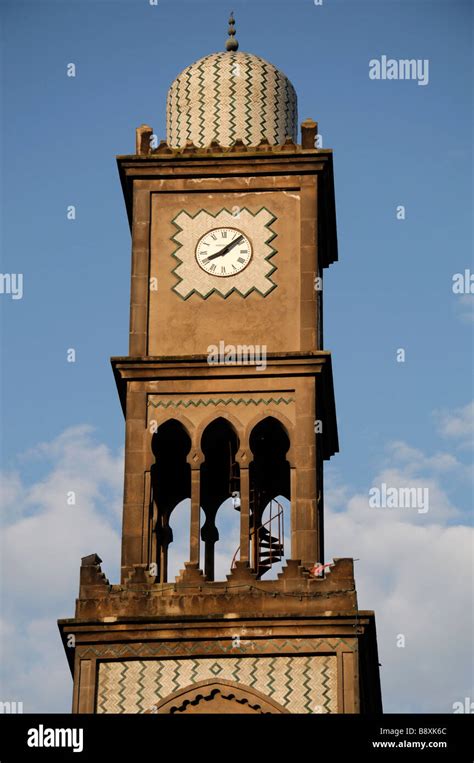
[
  {"xmin": 0, "ymin": 0, "xmax": 472, "ymax": 714},
  {"xmin": 1, "ymin": 0, "xmax": 472, "ymax": 499}
]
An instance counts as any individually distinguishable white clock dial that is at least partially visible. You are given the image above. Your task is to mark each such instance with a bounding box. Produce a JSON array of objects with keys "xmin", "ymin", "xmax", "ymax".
[{"xmin": 195, "ymin": 227, "xmax": 252, "ymax": 277}]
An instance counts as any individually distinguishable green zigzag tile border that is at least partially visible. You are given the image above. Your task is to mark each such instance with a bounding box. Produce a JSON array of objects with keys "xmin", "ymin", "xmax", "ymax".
[
  {"xmin": 147, "ymin": 396, "xmax": 295, "ymax": 409},
  {"xmin": 320, "ymin": 656, "xmax": 333, "ymax": 713},
  {"xmin": 83, "ymin": 637, "xmax": 355, "ymax": 661},
  {"xmin": 301, "ymin": 657, "xmax": 314, "ymax": 712},
  {"xmin": 170, "ymin": 206, "xmax": 278, "ymax": 301}
]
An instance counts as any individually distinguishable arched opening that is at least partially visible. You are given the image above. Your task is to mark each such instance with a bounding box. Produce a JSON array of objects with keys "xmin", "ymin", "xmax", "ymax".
[
  {"xmin": 150, "ymin": 420, "xmax": 191, "ymax": 582},
  {"xmin": 166, "ymin": 497, "xmax": 191, "ymax": 581},
  {"xmin": 210, "ymin": 495, "xmax": 241, "ymax": 582},
  {"xmin": 200, "ymin": 417, "xmax": 240, "ymax": 581},
  {"xmin": 249, "ymin": 417, "xmax": 291, "ymax": 578}
]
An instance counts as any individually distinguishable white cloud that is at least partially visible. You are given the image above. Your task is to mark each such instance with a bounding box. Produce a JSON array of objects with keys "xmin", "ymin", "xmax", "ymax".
[
  {"xmin": 0, "ymin": 473, "xmax": 23, "ymax": 524},
  {"xmin": 387, "ymin": 440, "xmax": 462, "ymax": 473},
  {"xmin": 0, "ymin": 426, "xmax": 123, "ymax": 712},
  {"xmin": 325, "ymin": 437, "xmax": 474, "ymax": 713},
  {"xmin": 435, "ymin": 401, "xmax": 474, "ymax": 449}
]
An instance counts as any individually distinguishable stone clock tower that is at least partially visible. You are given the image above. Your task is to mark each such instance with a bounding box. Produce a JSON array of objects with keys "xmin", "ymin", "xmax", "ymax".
[{"xmin": 59, "ymin": 16, "xmax": 382, "ymax": 715}]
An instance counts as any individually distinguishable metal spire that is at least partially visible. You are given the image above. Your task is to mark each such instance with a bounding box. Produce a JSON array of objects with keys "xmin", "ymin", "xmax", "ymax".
[{"xmin": 225, "ymin": 12, "xmax": 239, "ymax": 51}]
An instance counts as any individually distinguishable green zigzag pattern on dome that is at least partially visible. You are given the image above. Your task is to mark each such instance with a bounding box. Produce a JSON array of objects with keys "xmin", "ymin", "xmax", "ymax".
[
  {"xmin": 197, "ymin": 58, "xmax": 207, "ymax": 147},
  {"xmin": 197, "ymin": 54, "xmax": 210, "ymax": 145},
  {"xmin": 213, "ymin": 54, "xmax": 222, "ymax": 145},
  {"xmin": 243, "ymin": 54, "xmax": 253, "ymax": 144},
  {"xmin": 261, "ymin": 56, "xmax": 271, "ymax": 141},
  {"xmin": 289, "ymin": 80, "xmax": 298, "ymax": 139},
  {"xmin": 271, "ymin": 62, "xmax": 279, "ymax": 141},
  {"xmin": 168, "ymin": 52, "xmax": 297, "ymax": 147},
  {"xmin": 184, "ymin": 65, "xmax": 193, "ymax": 144},
  {"xmin": 170, "ymin": 206, "xmax": 278, "ymax": 300},
  {"xmin": 168, "ymin": 93, "xmax": 173, "ymax": 142},
  {"xmin": 148, "ymin": 397, "xmax": 295, "ymax": 409},
  {"xmin": 228, "ymin": 54, "xmax": 237, "ymax": 145}
]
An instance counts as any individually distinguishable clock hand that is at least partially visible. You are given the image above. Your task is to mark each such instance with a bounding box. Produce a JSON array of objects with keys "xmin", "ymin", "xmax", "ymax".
[{"xmin": 202, "ymin": 234, "xmax": 244, "ymax": 263}]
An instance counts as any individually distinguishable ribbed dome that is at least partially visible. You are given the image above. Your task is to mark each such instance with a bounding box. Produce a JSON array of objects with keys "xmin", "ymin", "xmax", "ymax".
[{"xmin": 166, "ymin": 51, "xmax": 298, "ymax": 149}]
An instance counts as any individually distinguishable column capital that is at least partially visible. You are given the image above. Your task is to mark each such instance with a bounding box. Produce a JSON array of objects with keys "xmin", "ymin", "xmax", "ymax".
[
  {"xmin": 187, "ymin": 448, "xmax": 204, "ymax": 469},
  {"xmin": 235, "ymin": 448, "xmax": 251, "ymax": 467}
]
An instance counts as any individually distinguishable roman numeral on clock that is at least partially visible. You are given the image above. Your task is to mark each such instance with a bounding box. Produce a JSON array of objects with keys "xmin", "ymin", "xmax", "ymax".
[{"xmin": 237, "ymin": 257, "xmax": 245, "ymax": 264}]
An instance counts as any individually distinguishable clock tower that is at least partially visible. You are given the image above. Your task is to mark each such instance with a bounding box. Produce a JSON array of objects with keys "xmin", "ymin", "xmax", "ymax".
[{"xmin": 59, "ymin": 15, "xmax": 382, "ymax": 715}]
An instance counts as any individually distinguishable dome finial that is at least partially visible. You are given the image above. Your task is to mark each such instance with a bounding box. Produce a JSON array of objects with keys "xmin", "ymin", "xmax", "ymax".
[{"xmin": 226, "ymin": 11, "xmax": 239, "ymax": 51}]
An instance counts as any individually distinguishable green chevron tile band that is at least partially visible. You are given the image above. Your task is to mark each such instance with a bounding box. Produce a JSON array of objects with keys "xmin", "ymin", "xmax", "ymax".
[
  {"xmin": 148, "ymin": 397, "xmax": 295, "ymax": 409},
  {"xmin": 84, "ymin": 637, "xmax": 354, "ymax": 661},
  {"xmin": 167, "ymin": 52, "xmax": 298, "ymax": 148}
]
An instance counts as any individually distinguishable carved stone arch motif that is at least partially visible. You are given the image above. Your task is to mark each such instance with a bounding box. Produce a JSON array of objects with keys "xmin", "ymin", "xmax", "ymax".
[
  {"xmin": 195, "ymin": 409, "xmax": 244, "ymax": 451},
  {"xmin": 200, "ymin": 416, "xmax": 241, "ymax": 580},
  {"xmin": 150, "ymin": 418, "xmax": 192, "ymax": 583},
  {"xmin": 149, "ymin": 679, "xmax": 290, "ymax": 714},
  {"xmin": 247, "ymin": 415, "xmax": 291, "ymax": 577},
  {"xmin": 147, "ymin": 408, "xmax": 195, "ymax": 439},
  {"xmin": 167, "ymin": 412, "xmax": 195, "ymax": 441},
  {"xmin": 145, "ymin": 411, "xmax": 196, "ymax": 468},
  {"xmin": 245, "ymin": 411, "xmax": 295, "ymax": 466}
]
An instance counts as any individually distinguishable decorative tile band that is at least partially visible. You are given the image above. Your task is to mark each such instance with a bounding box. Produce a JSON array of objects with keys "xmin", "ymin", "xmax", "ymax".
[
  {"xmin": 148, "ymin": 396, "xmax": 295, "ymax": 409},
  {"xmin": 96, "ymin": 655, "xmax": 337, "ymax": 714},
  {"xmin": 82, "ymin": 637, "xmax": 355, "ymax": 661}
]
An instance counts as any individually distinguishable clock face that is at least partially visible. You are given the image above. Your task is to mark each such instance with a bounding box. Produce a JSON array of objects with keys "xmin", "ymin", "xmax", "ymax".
[
  {"xmin": 171, "ymin": 208, "xmax": 277, "ymax": 299},
  {"xmin": 195, "ymin": 227, "xmax": 252, "ymax": 277}
]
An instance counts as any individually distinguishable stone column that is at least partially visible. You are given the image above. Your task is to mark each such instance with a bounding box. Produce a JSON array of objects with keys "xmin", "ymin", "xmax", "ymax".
[
  {"xmin": 292, "ymin": 378, "xmax": 318, "ymax": 567},
  {"xmin": 121, "ymin": 387, "xmax": 148, "ymax": 583},
  {"xmin": 187, "ymin": 449, "xmax": 204, "ymax": 567},
  {"xmin": 235, "ymin": 446, "xmax": 250, "ymax": 564},
  {"xmin": 129, "ymin": 186, "xmax": 151, "ymax": 357}
]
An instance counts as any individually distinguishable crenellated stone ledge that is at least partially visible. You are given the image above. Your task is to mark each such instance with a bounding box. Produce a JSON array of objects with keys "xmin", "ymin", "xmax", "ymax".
[
  {"xmin": 75, "ymin": 555, "xmax": 357, "ymax": 620},
  {"xmin": 134, "ymin": 125, "xmax": 313, "ymax": 159}
]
